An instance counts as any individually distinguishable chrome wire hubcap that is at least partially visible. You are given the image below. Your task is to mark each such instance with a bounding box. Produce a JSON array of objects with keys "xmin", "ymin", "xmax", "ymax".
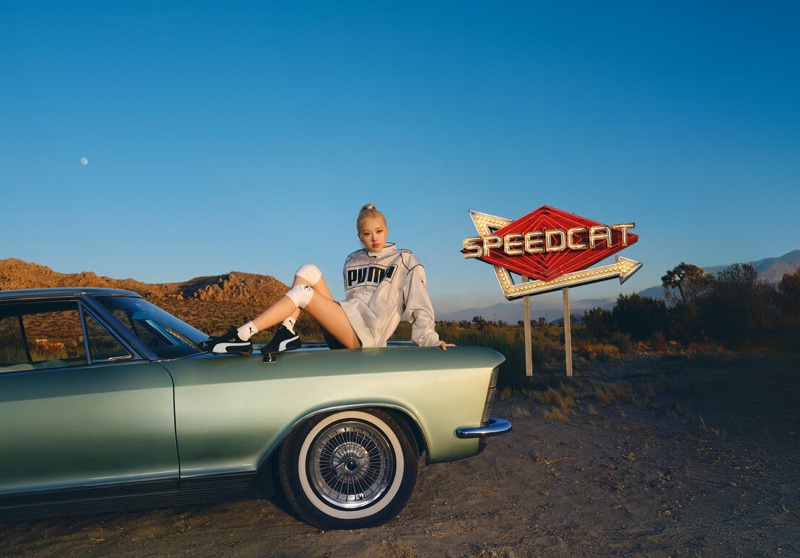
[{"xmin": 309, "ymin": 421, "xmax": 394, "ymax": 509}]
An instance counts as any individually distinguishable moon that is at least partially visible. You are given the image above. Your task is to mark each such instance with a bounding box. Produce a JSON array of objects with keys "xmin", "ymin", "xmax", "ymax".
[{"xmin": 80, "ymin": 157, "xmax": 89, "ymax": 166}]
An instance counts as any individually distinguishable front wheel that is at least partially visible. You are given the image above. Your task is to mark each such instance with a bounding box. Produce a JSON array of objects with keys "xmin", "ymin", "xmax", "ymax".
[{"xmin": 278, "ymin": 409, "xmax": 419, "ymax": 530}]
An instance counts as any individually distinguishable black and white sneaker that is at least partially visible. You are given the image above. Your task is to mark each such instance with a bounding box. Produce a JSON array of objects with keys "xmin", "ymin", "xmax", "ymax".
[
  {"xmin": 262, "ymin": 325, "xmax": 302, "ymax": 354},
  {"xmin": 199, "ymin": 327, "xmax": 253, "ymax": 354}
]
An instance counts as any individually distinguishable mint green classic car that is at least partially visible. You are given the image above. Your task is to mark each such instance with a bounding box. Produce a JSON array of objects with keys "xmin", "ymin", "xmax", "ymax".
[{"xmin": 0, "ymin": 288, "xmax": 510, "ymax": 530}]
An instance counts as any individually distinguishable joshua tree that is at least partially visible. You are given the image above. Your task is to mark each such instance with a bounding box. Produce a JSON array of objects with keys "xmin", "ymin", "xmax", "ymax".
[{"xmin": 661, "ymin": 263, "xmax": 710, "ymax": 306}]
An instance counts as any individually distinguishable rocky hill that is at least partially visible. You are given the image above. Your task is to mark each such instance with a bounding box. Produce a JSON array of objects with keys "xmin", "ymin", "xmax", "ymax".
[{"xmin": 0, "ymin": 258, "xmax": 293, "ymax": 340}]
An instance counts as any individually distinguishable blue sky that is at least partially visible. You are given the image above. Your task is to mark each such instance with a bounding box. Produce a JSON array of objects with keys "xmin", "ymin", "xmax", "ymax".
[{"xmin": 2, "ymin": 1, "xmax": 798, "ymax": 316}]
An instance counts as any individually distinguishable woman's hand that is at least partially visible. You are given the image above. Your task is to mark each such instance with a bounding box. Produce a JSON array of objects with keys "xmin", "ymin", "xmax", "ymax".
[{"xmin": 439, "ymin": 341, "xmax": 456, "ymax": 351}]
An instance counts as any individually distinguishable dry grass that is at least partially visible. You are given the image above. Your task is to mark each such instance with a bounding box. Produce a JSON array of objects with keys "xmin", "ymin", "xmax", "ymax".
[
  {"xmin": 574, "ymin": 339, "xmax": 622, "ymax": 360},
  {"xmin": 511, "ymin": 405, "xmax": 532, "ymax": 418},
  {"xmin": 594, "ymin": 382, "xmax": 633, "ymax": 405},
  {"xmin": 525, "ymin": 382, "xmax": 580, "ymax": 421},
  {"xmin": 542, "ymin": 406, "xmax": 572, "ymax": 422},
  {"xmin": 517, "ymin": 365, "xmax": 671, "ymax": 423}
]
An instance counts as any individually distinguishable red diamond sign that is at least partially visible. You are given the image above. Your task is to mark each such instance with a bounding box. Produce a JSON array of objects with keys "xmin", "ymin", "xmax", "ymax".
[{"xmin": 463, "ymin": 206, "xmax": 641, "ymax": 299}]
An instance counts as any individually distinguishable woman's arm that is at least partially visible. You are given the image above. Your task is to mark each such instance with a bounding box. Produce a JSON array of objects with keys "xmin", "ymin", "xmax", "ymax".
[{"xmin": 404, "ymin": 258, "xmax": 449, "ymax": 349}]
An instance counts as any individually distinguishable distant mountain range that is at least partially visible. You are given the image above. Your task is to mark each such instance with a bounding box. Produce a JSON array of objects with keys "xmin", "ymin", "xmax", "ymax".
[
  {"xmin": 2, "ymin": 250, "xmax": 798, "ymax": 328},
  {"xmin": 439, "ymin": 250, "xmax": 800, "ymax": 324}
]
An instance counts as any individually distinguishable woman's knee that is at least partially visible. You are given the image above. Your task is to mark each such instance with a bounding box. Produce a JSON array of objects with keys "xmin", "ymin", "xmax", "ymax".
[
  {"xmin": 295, "ymin": 264, "xmax": 322, "ymax": 287},
  {"xmin": 285, "ymin": 284, "xmax": 315, "ymax": 309}
]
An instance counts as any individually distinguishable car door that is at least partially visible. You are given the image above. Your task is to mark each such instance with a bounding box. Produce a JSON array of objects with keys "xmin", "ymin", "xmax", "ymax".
[{"xmin": 0, "ymin": 299, "xmax": 178, "ymax": 497}]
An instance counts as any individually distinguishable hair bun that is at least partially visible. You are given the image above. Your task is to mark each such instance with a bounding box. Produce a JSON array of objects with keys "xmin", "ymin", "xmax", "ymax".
[{"xmin": 356, "ymin": 203, "xmax": 386, "ymax": 235}]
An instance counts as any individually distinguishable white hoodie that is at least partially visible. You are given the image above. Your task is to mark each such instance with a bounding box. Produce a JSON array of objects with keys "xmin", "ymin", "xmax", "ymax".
[{"xmin": 338, "ymin": 243, "xmax": 441, "ymax": 348}]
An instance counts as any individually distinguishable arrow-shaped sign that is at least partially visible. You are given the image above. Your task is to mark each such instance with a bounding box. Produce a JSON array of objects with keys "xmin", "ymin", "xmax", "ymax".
[
  {"xmin": 464, "ymin": 207, "xmax": 642, "ymax": 299},
  {"xmin": 495, "ymin": 255, "xmax": 643, "ymax": 299}
]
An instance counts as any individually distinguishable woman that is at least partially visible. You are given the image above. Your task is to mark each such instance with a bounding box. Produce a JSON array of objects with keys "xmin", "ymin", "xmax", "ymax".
[{"xmin": 200, "ymin": 204, "xmax": 451, "ymax": 354}]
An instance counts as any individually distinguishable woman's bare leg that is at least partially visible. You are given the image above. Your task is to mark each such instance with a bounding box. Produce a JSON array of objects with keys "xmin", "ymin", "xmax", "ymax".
[
  {"xmin": 303, "ymin": 295, "xmax": 361, "ymax": 348},
  {"xmin": 300, "ymin": 274, "xmax": 335, "ymax": 301},
  {"xmin": 250, "ymin": 296, "xmax": 301, "ymax": 333},
  {"xmin": 250, "ymin": 273, "xmax": 360, "ymax": 348}
]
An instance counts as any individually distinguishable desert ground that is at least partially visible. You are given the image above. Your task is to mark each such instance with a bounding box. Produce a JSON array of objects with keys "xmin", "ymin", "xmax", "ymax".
[{"xmin": 1, "ymin": 351, "xmax": 798, "ymax": 558}]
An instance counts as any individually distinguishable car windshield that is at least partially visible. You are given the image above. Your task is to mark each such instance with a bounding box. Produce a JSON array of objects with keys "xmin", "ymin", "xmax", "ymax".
[{"xmin": 94, "ymin": 295, "xmax": 208, "ymax": 359}]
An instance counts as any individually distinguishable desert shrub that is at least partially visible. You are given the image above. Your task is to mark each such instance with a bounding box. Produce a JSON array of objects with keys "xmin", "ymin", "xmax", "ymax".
[
  {"xmin": 583, "ymin": 307, "xmax": 612, "ymax": 339},
  {"xmin": 612, "ymin": 293, "xmax": 667, "ymax": 341},
  {"xmin": 666, "ymin": 303, "xmax": 700, "ymax": 344},
  {"xmin": 596, "ymin": 344, "xmax": 620, "ymax": 360},
  {"xmin": 695, "ymin": 263, "xmax": 778, "ymax": 348},
  {"xmin": 573, "ymin": 337, "xmax": 623, "ymax": 362},
  {"xmin": 652, "ymin": 331, "xmax": 668, "ymax": 351},
  {"xmin": 778, "ymin": 270, "xmax": 800, "ymax": 343},
  {"xmin": 611, "ymin": 332, "xmax": 633, "ymax": 354},
  {"xmin": 573, "ymin": 338, "xmax": 596, "ymax": 359}
]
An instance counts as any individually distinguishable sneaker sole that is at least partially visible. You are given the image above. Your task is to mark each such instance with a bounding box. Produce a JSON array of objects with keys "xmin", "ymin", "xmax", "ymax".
[
  {"xmin": 277, "ymin": 336, "xmax": 301, "ymax": 352},
  {"xmin": 212, "ymin": 342, "xmax": 253, "ymax": 354},
  {"xmin": 263, "ymin": 336, "xmax": 302, "ymax": 354}
]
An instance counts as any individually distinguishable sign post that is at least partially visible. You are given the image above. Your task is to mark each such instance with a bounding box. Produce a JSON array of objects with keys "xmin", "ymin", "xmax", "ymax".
[
  {"xmin": 522, "ymin": 276, "xmax": 532, "ymax": 377},
  {"xmin": 463, "ymin": 205, "xmax": 641, "ymax": 377},
  {"xmin": 563, "ymin": 287, "xmax": 572, "ymax": 377}
]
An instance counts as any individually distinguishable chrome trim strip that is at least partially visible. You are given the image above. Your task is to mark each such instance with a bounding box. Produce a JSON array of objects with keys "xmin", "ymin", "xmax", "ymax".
[{"xmin": 456, "ymin": 417, "xmax": 512, "ymax": 439}]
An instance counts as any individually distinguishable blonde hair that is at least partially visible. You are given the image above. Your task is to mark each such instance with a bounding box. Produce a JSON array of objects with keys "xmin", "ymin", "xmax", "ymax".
[{"xmin": 356, "ymin": 203, "xmax": 387, "ymax": 235}]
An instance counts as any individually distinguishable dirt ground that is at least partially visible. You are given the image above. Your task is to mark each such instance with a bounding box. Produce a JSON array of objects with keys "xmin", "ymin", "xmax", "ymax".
[{"xmin": 2, "ymin": 351, "xmax": 798, "ymax": 558}]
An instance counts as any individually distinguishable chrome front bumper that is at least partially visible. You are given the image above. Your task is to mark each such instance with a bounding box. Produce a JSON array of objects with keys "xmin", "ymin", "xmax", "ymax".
[{"xmin": 456, "ymin": 417, "xmax": 512, "ymax": 439}]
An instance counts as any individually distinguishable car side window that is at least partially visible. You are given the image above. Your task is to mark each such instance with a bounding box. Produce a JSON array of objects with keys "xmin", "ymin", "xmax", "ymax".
[
  {"xmin": 24, "ymin": 309, "xmax": 88, "ymax": 368},
  {"xmin": 0, "ymin": 315, "xmax": 28, "ymax": 370},
  {"xmin": 83, "ymin": 312, "xmax": 133, "ymax": 363},
  {"xmin": 0, "ymin": 305, "xmax": 88, "ymax": 372},
  {"xmin": 108, "ymin": 307, "xmax": 164, "ymax": 349},
  {"xmin": 0, "ymin": 301, "xmax": 134, "ymax": 373}
]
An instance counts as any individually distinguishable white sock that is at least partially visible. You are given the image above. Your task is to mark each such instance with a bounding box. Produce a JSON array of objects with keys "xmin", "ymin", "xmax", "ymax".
[
  {"xmin": 282, "ymin": 317, "xmax": 296, "ymax": 333},
  {"xmin": 237, "ymin": 321, "xmax": 258, "ymax": 341}
]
